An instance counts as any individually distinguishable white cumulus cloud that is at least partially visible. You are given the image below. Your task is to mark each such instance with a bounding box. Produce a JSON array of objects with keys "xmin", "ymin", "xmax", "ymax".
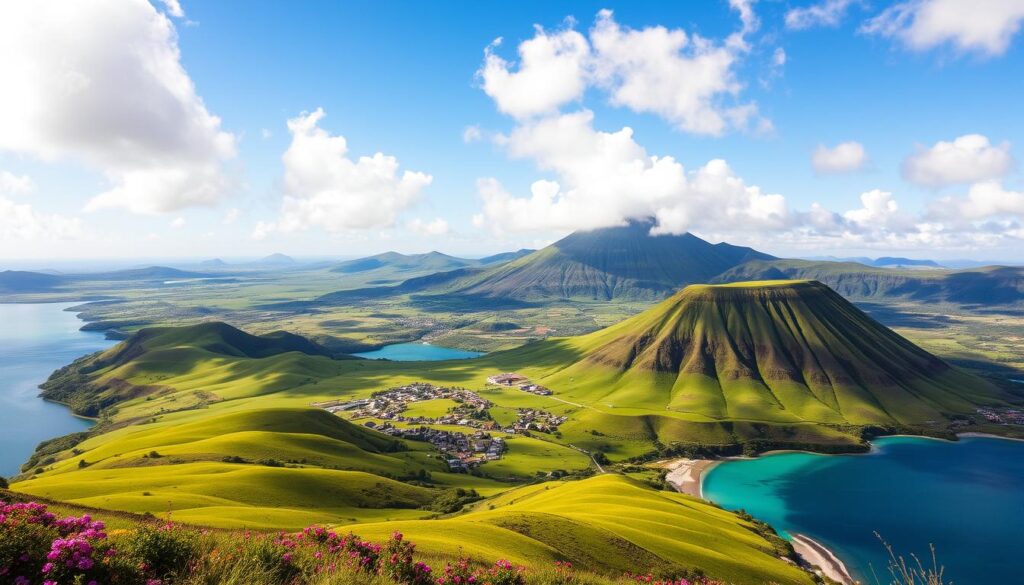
[
  {"xmin": 478, "ymin": 8, "xmax": 763, "ymax": 135},
  {"xmin": 812, "ymin": 141, "xmax": 867, "ymax": 174},
  {"xmin": 257, "ymin": 108, "xmax": 433, "ymax": 237},
  {"xmin": 929, "ymin": 181, "xmax": 1024, "ymax": 220},
  {"xmin": 862, "ymin": 0, "xmax": 1024, "ymax": 56},
  {"xmin": 786, "ymin": 0, "xmax": 859, "ymax": 30},
  {"xmin": 0, "ymin": 0, "xmax": 236, "ymax": 215},
  {"xmin": 902, "ymin": 134, "xmax": 1013, "ymax": 187},
  {"xmin": 476, "ymin": 110, "xmax": 790, "ymax": 235},
  {"xmin": 479, "ymin": 26, "xmax": 590, "ymax": 119}
]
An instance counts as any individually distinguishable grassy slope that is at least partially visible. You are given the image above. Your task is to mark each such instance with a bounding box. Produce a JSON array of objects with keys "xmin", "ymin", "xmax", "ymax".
[
  {"xmin": 354, "ymin": 475, "xmax": 813, "ymax": 585},
  {"xmin": 549, "ymin": 281, "xmax": 1006, "ymax": 423},
  {"xmin": 4, "ymin": 476, "xmax": 814, "ymax": 585}
]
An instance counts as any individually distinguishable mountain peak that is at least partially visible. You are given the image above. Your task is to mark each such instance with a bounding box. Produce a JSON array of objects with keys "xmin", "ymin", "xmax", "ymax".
[
  {"xmin": 534, "ymin": 280, "xmax": 1006, "ymax": 426},
  {"xmin": 453, "ymin": 223, "xmax": 773, "ymax": 301}
]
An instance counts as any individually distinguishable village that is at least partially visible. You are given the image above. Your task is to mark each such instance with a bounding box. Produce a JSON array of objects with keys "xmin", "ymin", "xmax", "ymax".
[
  {"xmin": 312, "ymin": 379, "xmax": 567, "ymax": 471},
  {"xmin": 371, "ymin": 424, "xmax": 504, "ymax": 472},
  {"xmin": 486, "ymin": 372, "xmax": 553, "ymax": 395},
  {"xmin": 976, "ymin": 407, "xmax": 1024, "ymax": 426}
]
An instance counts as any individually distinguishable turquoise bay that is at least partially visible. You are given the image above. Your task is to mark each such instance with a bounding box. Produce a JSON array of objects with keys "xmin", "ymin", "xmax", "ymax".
[
  {"xmin": 0, "ymin": 303, "xmax": 114, "ymax": 477},
  {"xmin": 703, "ymin": 436, "xmax": 1024, "ymax": 584},
  {"xmin": 353, "ymin": 342, "xmax": 483, "ymax": 361}
]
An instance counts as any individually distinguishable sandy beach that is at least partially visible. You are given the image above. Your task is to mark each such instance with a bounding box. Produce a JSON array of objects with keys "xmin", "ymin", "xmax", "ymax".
[
  {"xmin": 791, "ymin": 534, "xmax": 855, "ymax": 584},
  {"xmin": 663, "ymin": 457, "xmax": 857, "ymax": 584},
  {"xmin": 662, "ymin": 458, "xmax": 721, "ymax": 498}
]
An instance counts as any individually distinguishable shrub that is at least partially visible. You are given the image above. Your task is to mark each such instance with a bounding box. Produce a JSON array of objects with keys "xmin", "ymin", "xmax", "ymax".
[
  {"xmin": 486, "ymin": 559, "xmax": 527, "ymax": 585},
  {"xmin": 114, "ymin": 523, "xmax": 200, "ymax": 581},
  {"xmin": 0, "ymin": 502, "xmax": 121, "ymax": 585},
  {"xmin": 379, "ymin": 532, "xmax": 432, "ymax": 585},
  {"xmin": 436, "ymin": 557, "xmax": 476, "ymax": 585}
]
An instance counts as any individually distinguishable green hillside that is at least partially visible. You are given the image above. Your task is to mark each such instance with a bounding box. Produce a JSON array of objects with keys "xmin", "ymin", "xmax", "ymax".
[
  {"xmin": 40, "ymin": 322, "xmax": 340, "ymax": 416},
  {"xmin": 354, "ymin": 474, "xmax": 814, "ymax": 585},
  {"xmin": 715, "ymin": 259, "xmax": 1024, "ymax": 307},
  {"xmin": 507, "ymin": 281, "xmax": 1010, "ymax": 429},
  {"xmin": 5, "ymin": 475, "xmax": 815, "ymax": 585}
]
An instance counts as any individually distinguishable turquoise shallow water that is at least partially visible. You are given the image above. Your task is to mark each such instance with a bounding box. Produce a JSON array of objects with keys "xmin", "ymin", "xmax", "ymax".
[
  {"xmin": 0, "ymin": 303, "xmax": 114, "ymax": 477},
  {"xmin": 703, "ymin": 436, "xmax": 1024, "ymax": 584},
  {"xmin": 353, "ymin": 342, "xmax": 483, "ymax": 361}
]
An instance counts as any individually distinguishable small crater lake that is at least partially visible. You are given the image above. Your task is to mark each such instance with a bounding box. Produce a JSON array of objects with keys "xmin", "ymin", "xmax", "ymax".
[
  {"xmin": 0, "ymin": 303, "xmax": 115, "ymax": 477},
  {"xmin": 703, "ymin": 435, "xmax": 1024, "ymax": 584},
  {"xmin": 353, "ymin": 342, "xmax": 483, "ymax": 361}
]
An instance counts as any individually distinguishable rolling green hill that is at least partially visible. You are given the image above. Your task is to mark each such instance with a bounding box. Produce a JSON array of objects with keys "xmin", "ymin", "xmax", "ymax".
[
  {"xmin": 354, "ymin": 474, "xmax": 814, "ymax": 585},
  {"xmin": 715, "ymin": 259, "xmax": 1024, "ymax": 307},
  {"xmin": 499, "ymin": 281, "xmax": 1010, "ymax": 430},
  {"xmin": 40, "ymin": 322, "xmax": 340, "ymax": 416}
]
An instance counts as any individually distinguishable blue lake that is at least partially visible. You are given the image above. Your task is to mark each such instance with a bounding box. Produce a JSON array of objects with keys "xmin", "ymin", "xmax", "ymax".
[
  {"xmin": 353, "ymin": 342, "xmax": 483, "ymax": 361},
  {"xmin": 703, "ymin": 435, "xmax": 1024, "ymax": 584},
  {"xmin": 0, "ymin": 303, "xmax": 114, "ymax": 477}
]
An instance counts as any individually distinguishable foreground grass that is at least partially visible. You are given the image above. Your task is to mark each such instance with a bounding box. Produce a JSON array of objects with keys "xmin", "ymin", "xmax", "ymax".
[{"xmin": 5, "ymin": 474, "xmax": 816, "ymax": 585}]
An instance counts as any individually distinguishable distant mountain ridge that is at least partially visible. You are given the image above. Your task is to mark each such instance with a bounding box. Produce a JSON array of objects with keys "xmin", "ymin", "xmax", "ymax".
[
  {"xmin": 331, "ymin": 251, "xmax": 475, "ymax": 274},
  {"xmin": 317, "ymin": 221, "xmax": 774, "ymax": 304},
  {"xmin": 715, "ymin": 259, "xmax": 1024, "ymax": 306}
]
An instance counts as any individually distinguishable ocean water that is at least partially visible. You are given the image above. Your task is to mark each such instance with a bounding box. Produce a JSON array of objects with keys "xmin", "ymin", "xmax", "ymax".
[
  {"xmin": 703, "ymin": 436, "xmax": 1024, "ymax": 584},
  {"xmin": 353, "ymin": 342, "xmax": 483, "ymax": 361},
  {"xmin": 0, "ymin": 303, "xmax": 114, "ymax": 477}
]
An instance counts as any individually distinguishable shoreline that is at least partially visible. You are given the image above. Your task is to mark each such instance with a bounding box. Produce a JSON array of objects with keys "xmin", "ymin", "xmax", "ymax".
[
  {"xmin": 662, "ymin": 457, "xmax": 857, "ymax": 584},
  {"xmin": 790, "ymin": 534, "xmax": 855, "ymax": 585},
  {"xmin": 662, "ymin": 458, "xmax": 723, "ymax": 498}
]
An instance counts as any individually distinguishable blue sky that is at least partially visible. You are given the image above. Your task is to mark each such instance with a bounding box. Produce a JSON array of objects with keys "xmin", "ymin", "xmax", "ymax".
[{"xmin": 1, "ymin": 0, "xmax": 1023, "ymax": 263}]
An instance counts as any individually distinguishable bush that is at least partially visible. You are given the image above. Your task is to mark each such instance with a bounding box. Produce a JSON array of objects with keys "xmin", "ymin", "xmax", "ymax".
[
  {"xmin": 114, "ymin": 524, "xmax": 200, "ymax": 581},
  {"xmin": 0, "ymin": 502, "xmax": 121, "ymax": 585},
  {"xmin": 0, "ymin": 476, "xmax": 8, "ymax": 489},
  {"xmin": 379, "ymin": 532, "xmax": 432, "ymax": 585}
]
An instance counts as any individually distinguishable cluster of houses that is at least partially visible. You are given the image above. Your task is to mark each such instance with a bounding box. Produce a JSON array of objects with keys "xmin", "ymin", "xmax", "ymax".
[
  {"xmin": 976, "ymin": 407, "xmax": 1024, "ymax": 425},
  {"xmin": 347, "ymin": 382, "xmax": 491, "ymax": 423},
  {"xmin": 486, "ymin": 372, "xmax": 553, "ymax": 396},
  {"xmin": 511, "ymin": 408, "xmax": 567, "ymax": 434},
  {"xmin": 370, "ymin": 423, "xmax": 505, "ymax": 471}
]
